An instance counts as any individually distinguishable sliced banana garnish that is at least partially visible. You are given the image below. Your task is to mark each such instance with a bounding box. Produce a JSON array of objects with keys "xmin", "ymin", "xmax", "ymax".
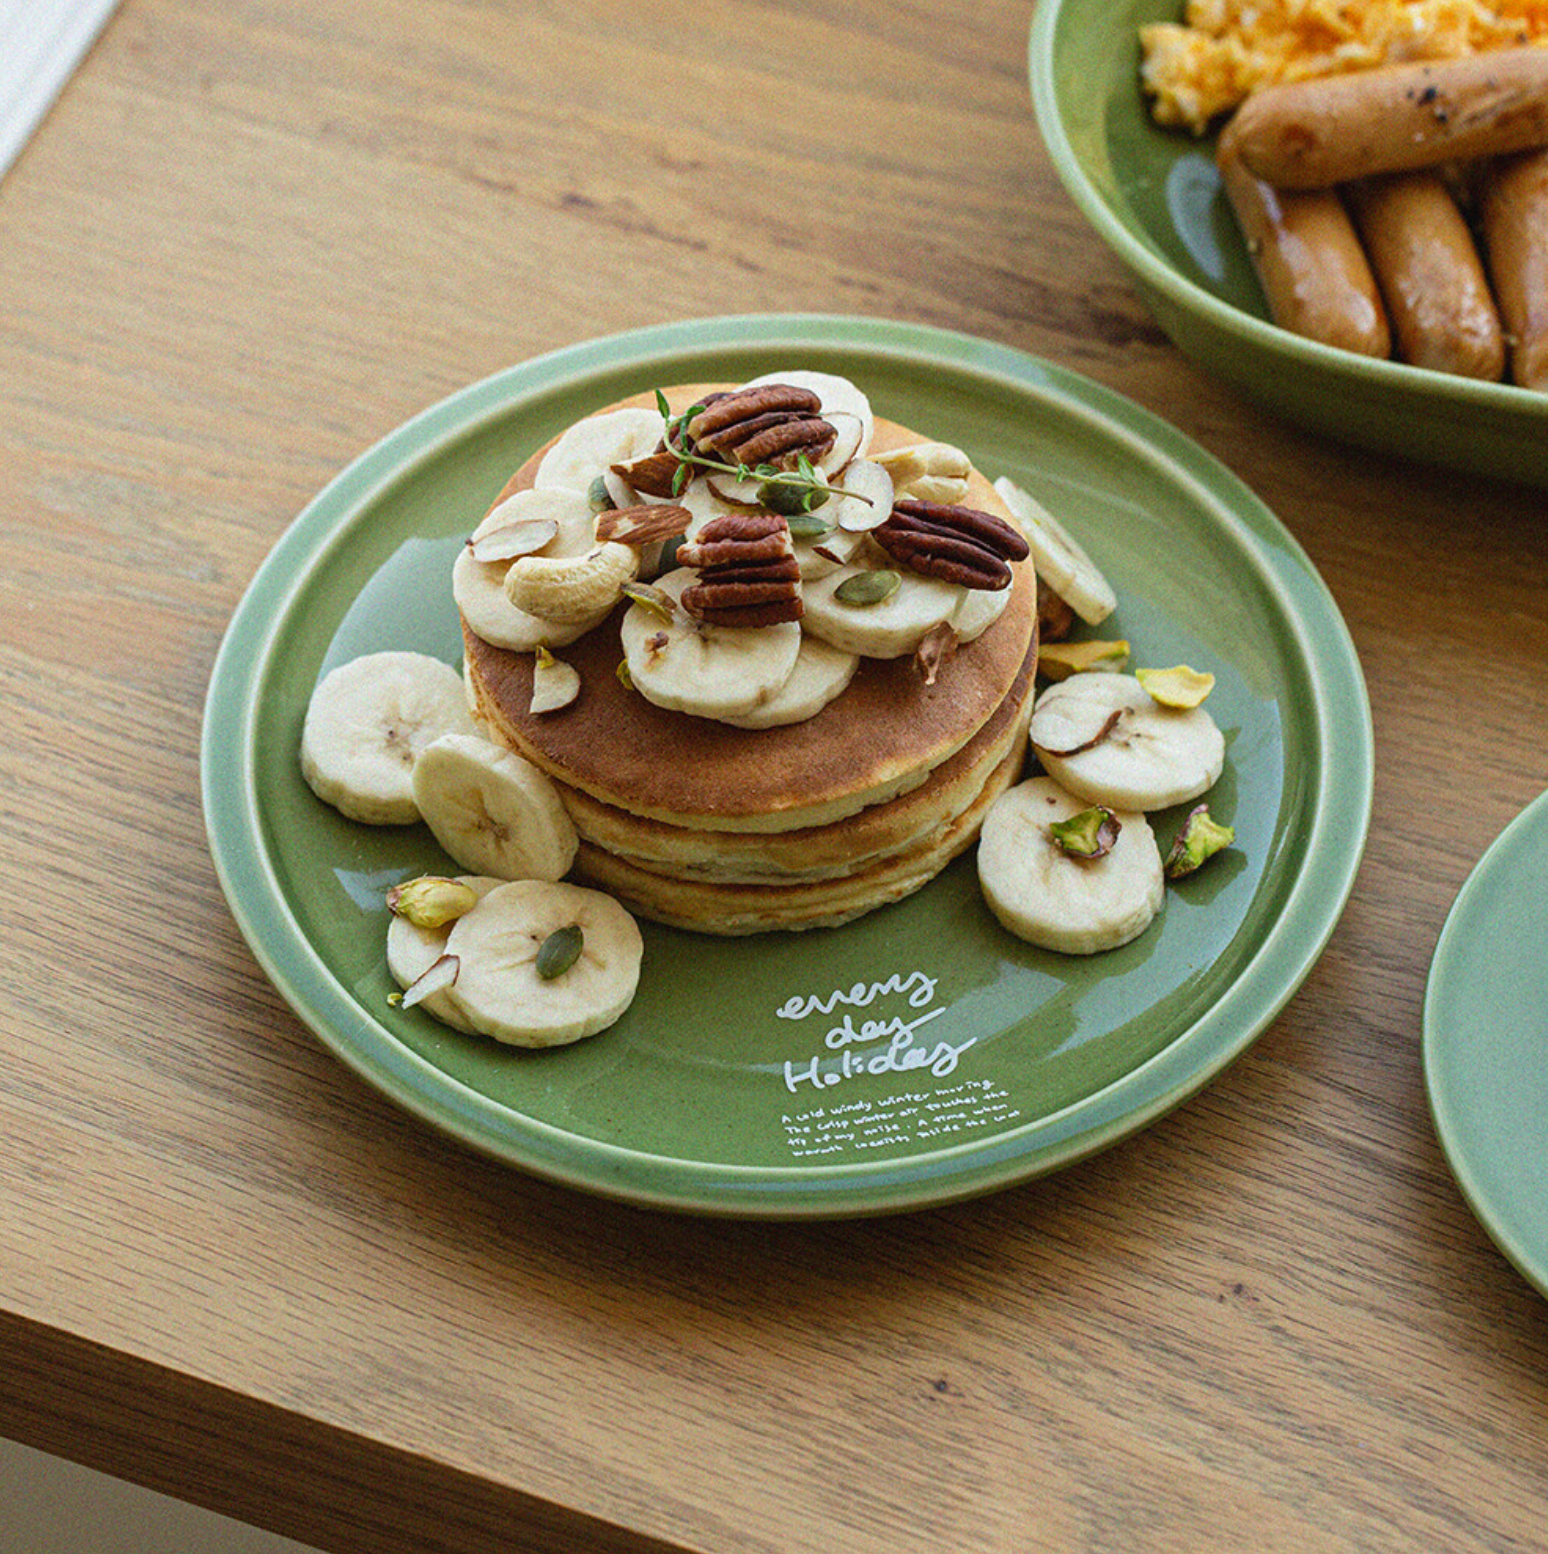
[
  {"xmin": 1030, "ymin": 672, "xmax": 1225, "ymax": 812},
  {"xmin": 442, "ymin": 879, "xmax": 644, "ymax": 1047},
  {"xmin": 534, "ymin": 407, "xmax": 666, "ymax": 493},
  {"xmin": 948, "ymin": 579, "xmax": 1011, "ymax": 644},
  {"xmin": 978, "ymin": 776, "xmax": 1165, "ymax": 954},
  {"xmin": 801, "ymin": 555, "xmax": 963, "ymax": 659},
  {"xmin": 718, "ymin": 635, "xmax": 859, "ymax": 729},
  {"xmin": 411, "ymin": 732, "xmax": 578, "ymax": 881},
  {"xmin": 993, "ymin": 476, "xmax": 1116, "ymax": 626},
  {"xmin": 300, "ymin": 651, "xmax": 478, "ymax": 825},
  {"xmin": 619, "ymin": 568, "xmax": 802, "ymax": 719}
]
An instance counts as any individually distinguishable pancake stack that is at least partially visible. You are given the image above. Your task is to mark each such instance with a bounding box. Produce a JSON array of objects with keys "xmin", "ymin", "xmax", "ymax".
[{"xmin": 458, "ymin": 376, "xmax": 1039, "ymax": 934}]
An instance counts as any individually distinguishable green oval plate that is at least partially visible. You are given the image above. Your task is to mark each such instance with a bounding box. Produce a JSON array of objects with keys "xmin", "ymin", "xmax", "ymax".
[
  {"xmin": 202, "ymin": 314, "xmax": 1372, "ymax": 1219},
  {"xmin": 1029, "ymin": 0, "xmax": 1548, "ymax": 488},
  {"xmin": 1425, "ymin": 789, "xmax": 1548, "ymax": 1299}
]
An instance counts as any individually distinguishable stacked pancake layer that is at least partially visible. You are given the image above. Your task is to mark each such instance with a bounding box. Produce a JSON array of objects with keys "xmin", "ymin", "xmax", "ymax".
[{"xmin": 459, "ymin": 380, "xmax": 1039, "ymax": 933}]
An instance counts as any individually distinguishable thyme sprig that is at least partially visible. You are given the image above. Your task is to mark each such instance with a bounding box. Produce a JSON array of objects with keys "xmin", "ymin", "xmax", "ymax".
[{"xmin": 653, "ymin": 390, "xmax": 871, "ymax": 516}]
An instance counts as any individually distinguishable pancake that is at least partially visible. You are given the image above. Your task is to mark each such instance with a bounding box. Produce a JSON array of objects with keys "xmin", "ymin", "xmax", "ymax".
[
  {"xmin": 464, "ymin": 386, "xmax": 1038, "ymax": 834},
  {"xmin": 458, "ymin": 377, "xmax": 1039, "ymax": 932},
  {"xmin": 571, "ymin": 731, "xmax": 1031, "ymax": 934},
  {"xmin": 552, "ymin": 633, "xmax": 1036, "ymax": 882}
]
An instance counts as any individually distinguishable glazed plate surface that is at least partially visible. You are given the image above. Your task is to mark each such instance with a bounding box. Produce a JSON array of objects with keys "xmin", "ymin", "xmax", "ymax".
[{"xmin": 202, "ymin": 314, "xmax": 1373, "ymax": 1217}]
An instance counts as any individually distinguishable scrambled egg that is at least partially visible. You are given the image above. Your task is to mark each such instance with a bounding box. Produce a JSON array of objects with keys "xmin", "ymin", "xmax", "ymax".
[{"xmin": 1141, "ymin": 0, "xmax": 1548, "ymax": 133}]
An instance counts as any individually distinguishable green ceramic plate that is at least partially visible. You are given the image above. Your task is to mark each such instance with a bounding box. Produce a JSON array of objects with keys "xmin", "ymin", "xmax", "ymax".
[
  {"xmin": 1029, "ymin": 0, "xmax": 1548, "ymax": 488},
  {"xmin": 1424, "ymin": 789, "xmax": 1548, "ymax": 1299},
  {"xmin": 202, "ymin": 314, "xmax": 1372, "ymax": 1218}
]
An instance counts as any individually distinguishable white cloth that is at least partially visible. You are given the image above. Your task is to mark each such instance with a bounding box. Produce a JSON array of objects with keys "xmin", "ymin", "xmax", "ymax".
[{"xmin": 0, "ymin": 0, "xmax": 122, "ymax": 183}]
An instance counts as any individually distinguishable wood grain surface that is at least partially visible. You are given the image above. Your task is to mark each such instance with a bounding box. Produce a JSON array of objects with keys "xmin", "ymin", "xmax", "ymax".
[{"xmin": 2, "ymin": 2, "xmax": 1546, "ymax": 1551}]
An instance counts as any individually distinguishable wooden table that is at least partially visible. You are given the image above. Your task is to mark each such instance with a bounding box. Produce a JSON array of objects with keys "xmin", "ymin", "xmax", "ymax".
[{"xmin": 3, "ymin": 2, "xmax": 1546, "ymax": 1550}]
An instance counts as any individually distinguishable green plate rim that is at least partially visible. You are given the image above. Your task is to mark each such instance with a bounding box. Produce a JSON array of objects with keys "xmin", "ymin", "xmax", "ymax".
[
  {"xmin": 1027, "ymin": 0, "xmax": 1548, "ymax": 417},
  {"xmin": 201, "ymin": 312, "xmax": 1373, "ymax": 1218},
  {"xmin": 1423, "ymin": 787, "xmax": 1548, "ymax": 1298}
]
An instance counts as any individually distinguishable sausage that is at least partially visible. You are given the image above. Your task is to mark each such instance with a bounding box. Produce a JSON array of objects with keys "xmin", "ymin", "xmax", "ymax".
[
  {"xmin": 1232, "ymin": 46, "xmax": 1548, "ymax": 189},
  {"xmin": 1481, "ymin": 146, "xmax": 1548, "ymax": 390},
  {"xmin": 1346, "ymin": 170, "xmax": 1505, "ymax": 379},
  {"xmin": 1215, "ymin": 117, "xmax": 1391, "ymax": 357}
]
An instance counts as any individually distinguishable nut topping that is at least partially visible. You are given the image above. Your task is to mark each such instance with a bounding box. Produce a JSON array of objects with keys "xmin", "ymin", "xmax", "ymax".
[
  {"xmin": 678, "ymin": 511, "xmax": 793, "ymax": 569},
  {"xmin": 914, "ymin": 621, "xmax": 959, "ymax": 686},
  {"xmin": 678, "ymin": 512, "xmax": 803, "ymax": 627},
  {"xmin": 594, "ymin": 503, "xmax": 693, "ymax": 546},
  {"xmin": 610, "ymin": 446, "xmax": 681, "ymax": 499},
  {"xmin": 683, "ymin": 384, "xmax": 836, "ymax": 469},
  {"xmin": 872, "ymin": 498, "xmax": 1031, "ymax": 591}
]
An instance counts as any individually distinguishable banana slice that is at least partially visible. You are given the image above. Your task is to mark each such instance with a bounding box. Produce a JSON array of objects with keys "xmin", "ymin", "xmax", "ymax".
[
  {"xmin": 1030, "ymin": 672, "xmax": 1224, "ymax": 812},
  {"xmin": 385, "ymin": 874, "xmax": 503, "ymax": 1032},
  {"xmin": 719, "ymin": 635, "xmax": 859, "ymax": 728},
  {"xmin": 741, "ymin": 369, "xmax": 872, "ymax": 475},
  {"xmin": 949, "ymin": 580, "xmax": 1011, "ymax": 643},
  {"xmin": 453, "ymin": 488, "xmax": 609, "ymax": 650},
  {"xmin": 442, "ymin": 879, "xmax": 644, "ymax": 1047},
  {"xmin": 301, "ymin": 651, "xmax": 478, "ymax": 825},
  {"xmin": 534, "ymin": 407, "xmax": 666, "ymax": 493},
  {"xmin": 978, "ymin": 776, "xmax": 1165, "ymax": 954},
  {"xmin": 801, "ymin": 555, "xmax": 963, "ymax": 659},
  {"xmin": 620, "ymin": 567, "xmax": 802, "ymax": 719},
  {"xmin": 992, "ymin": 476, "xmax": 1116, "ymax": 626},
  {"xmin": 411, "ymin": 732, "xmax": 579, "ymax": 880}
]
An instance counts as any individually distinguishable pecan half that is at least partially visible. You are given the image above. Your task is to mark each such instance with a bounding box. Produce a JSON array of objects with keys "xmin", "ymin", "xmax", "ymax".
[
  {"xmin": 684, "ymin": 384, "xmax": 836, "ymax": 469},
  {"xmin": 872, "ymin": 498, "xmax": 1031, "ymax": 590},
  {"xmin": 678, "ymin": 512, "xmax": 803, "ymax": 627},
  {"xmin": 678, "ymin": 511, "xmax": 791, "ymax": 569}
]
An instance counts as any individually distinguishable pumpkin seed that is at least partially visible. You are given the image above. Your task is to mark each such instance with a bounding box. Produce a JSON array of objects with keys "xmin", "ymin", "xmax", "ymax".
[
  {"xmin": 787, "ymin": 508, "xmax": 836, "ymax": 540},
  {"xmin": 834, "ymin": 569, "xmax": 901, "ymax": 607},
  {"xmin": 535, "ymin": 923, "xmax": 583, "ymax": 980},
  {"xmin": 587, "ymin": 474, "xmax": 615, "ymax": 513}
]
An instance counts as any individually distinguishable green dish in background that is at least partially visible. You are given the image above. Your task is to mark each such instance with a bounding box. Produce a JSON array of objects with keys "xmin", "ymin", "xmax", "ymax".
[
  {"xmin": 1029, "ymin": 0, "xmax": 1548, "ymax": 488},
  {"xmin": 202, "ymin": 314, "xmax": 1373, "ymax": 1219},
  {"xmin": 1425, "ymin": 788, "xmax": 1548, "ymax": 1301}
]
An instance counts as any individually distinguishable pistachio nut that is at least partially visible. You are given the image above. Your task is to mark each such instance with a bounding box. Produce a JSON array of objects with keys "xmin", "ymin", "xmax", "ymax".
[
  {"xmin": 386, "ymin": 876, "xmax": 480, "ymax": 930},
  {"xmin": 1164, "ymin": 804, "xmax": 1234, "ymax": 878}
]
